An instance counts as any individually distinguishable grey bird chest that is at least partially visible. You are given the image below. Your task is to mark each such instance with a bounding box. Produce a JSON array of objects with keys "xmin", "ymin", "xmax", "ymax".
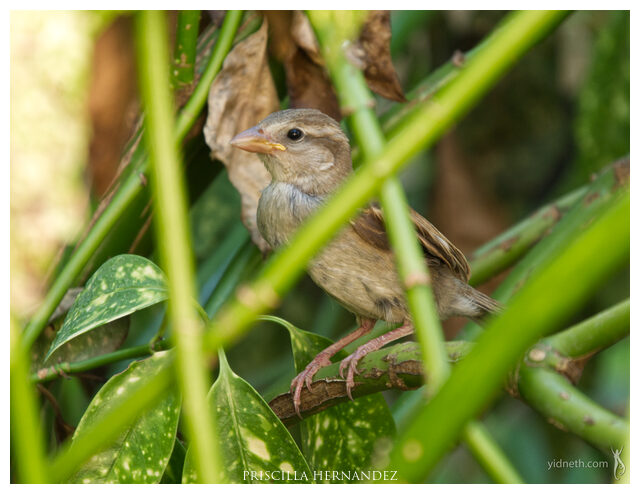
[
  {"xmin": 257, "ymin": 182, "xmax": 323, "ymax": 248},
  {"xmin": 257, "ymin": 181, "xmax": 409, "ymax": 324}
]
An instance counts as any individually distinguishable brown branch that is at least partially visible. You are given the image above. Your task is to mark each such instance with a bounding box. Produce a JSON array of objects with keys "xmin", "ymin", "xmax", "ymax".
[{"xmin": 268, "ymin": 341, "xmax": 473, "ymax": 427}]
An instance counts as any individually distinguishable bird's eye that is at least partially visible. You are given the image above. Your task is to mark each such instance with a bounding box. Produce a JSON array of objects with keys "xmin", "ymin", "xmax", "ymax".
[{"xmin": 287, "ymin": 128, "xmax": 303, "ymax": 141}]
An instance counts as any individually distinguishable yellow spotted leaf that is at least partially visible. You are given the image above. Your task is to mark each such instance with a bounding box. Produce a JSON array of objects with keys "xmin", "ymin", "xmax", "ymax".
[
  {"xmin": 46, "ymin": 255, "xmax": 168, "ymax": 361},
  {"xmin": 270, "ymin": 316, "xmax": 396, "ymax": 482},
  {"xmin": 182, "ymin": 350, "xmax": 312, "ymax": 484},
  {"xmin": 69, "ymin": 351, "xmax": 180, "ymax": 483}
]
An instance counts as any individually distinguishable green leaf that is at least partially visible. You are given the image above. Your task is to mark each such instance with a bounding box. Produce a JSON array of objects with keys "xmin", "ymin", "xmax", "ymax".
[
  {"xmin": 264, "ymin": 316, "xmax": 396, "ymax": 482},
  {"xmin": 183, "ymin": 350, "xmax": 312, "ymax": 484},
  {"xmin": 46, "ymin": 255, "xmax": 168, "ymax": 360},
  {"xmin": 69, "ymin": 351, "xmax": 180, "ymax": 483},
  {"xmin": 160, "ymin": 438, "xmax": 187, "ymax": 484},
  {"xmin": 34, "ymin": 317, "xmax": 130, "ymax": 373}
]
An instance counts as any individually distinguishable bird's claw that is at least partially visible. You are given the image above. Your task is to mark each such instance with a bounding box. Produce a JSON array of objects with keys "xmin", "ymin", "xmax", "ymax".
[
  {"xmin": 339, "ymin": 352, "xmax": 365, "ymax": 401},
  {"xmin": 290, "ymin": 353, "xmax": 331, "ymax": 419}
]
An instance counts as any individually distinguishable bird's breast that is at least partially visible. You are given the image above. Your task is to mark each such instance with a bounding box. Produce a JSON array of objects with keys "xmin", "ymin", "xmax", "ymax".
[{"xmin": 257, "ymin": 182, "xmax": 323, "ymax": 249}]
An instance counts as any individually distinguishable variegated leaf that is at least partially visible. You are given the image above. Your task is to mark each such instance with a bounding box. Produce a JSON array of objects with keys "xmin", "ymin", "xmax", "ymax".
[
  {"xmin": 69, "ymin": 351, "xmax": 180, "ymax": 483},
  {"xmin": 46, "ymin": 254, "xmax": 168, "ymax": 360},
  {"xmin": 183, "ymin": 350, "xmax": 312, "ymax": 484},
  {"xmin": 268, "ymin": 316, "xmax": 396, "ymax": 482}
]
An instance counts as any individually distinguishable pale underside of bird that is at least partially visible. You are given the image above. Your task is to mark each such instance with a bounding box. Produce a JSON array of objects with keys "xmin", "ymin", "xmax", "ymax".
[{"xmin": 231, "ymin": 108, "xmax": 500, "ymax": 418}]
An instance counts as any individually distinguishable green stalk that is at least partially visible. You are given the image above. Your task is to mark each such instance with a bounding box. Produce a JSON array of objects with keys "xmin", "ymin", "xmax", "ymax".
[
  {"xmin": 172, "ymin": 11, "xmax": 201, "ymax": 87},
  {"xmin": 269, "ymin": 340, "xmax": 473, "ymax": 426},
  {"xmin": 545, "ymin": 299, "xmax": 629, "ymax": 358},
  {"xmin": 31, "ymin": 340, "xmax": 171, "ymax": 384},
  {"xmin": 135, "ymin": 11, "xmax": 220, "ymax": 483},
  {"xmin": 48, "ymin": 358, "xmax": 174, "ymax": 483},
  {"xmin": 205, "ymin": 10, "xmax": 569, "ymax": 352},
  {"xmin": 518, "ymin": 366, "xmax": 628, "ymax": 451},
  {"xmin": 387, "ymin": 190, "xmax": 629, "ymax": 481},
  {"xmin": 461, "ymin": 422, "xmax": 523, "ymax": 484},
  {"xmin": 315, "ymin": 11, "xmax": 527, "ymax": 483},
  {"xmin": 493, "ymin": 162, "xmax": 628, "ymax": 303},
  {"xmin": 468, "ymin": 185, "xmax": 587, "ymax": 286},
  {"xmin": 175, "ymin": 10, "xmax": 242, "ymax": 140},
  {"xmin": 461, "ymin": 159, "xmax": 629, "ymax": 339},
  {"xmin": 10, "ymin": 317, "xmax": 48, "ymax": 483},
  {"xmin": 20, "ymin": 10, "xmax": 242, "ymax": 352},
  {"xmin": 374, "ymin": 299, "xmax": 630, "ymax": 454},
  {"xmin": 309, "ymin": 9, "xmax": 449, "ymax": 395}
]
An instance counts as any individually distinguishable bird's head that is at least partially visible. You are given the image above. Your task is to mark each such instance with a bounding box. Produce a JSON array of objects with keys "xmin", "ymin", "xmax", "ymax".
[{"xmin": 230, "ymin": 108, "xmax": 352, "ymax": 195}]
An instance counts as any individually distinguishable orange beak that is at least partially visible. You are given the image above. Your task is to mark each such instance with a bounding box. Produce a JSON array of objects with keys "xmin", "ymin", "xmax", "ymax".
[{"xmin": 230, "ymin": 126, "xmax": 286, "ymax": 155}]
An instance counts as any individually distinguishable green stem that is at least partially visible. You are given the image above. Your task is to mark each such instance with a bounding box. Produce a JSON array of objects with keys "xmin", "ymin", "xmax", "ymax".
[
  {"xmin": 135, "ymin": 10, "xmax": 220, "ymax": 483},
  {"xmin": 20, "ymin": 10, "xmax": 243, "ymax": 352},
  {"xmin": 518, "ymin": 366, "xmax": 628, "ymax": 451},
  {"xmin": 175, "ymin": 10, "xmax": 242, "ymax": 141},
  {"xmin": 309, "ymin": 9, "xmax": 449, "ymax": 393},
  {"xmin": 461, "ymin": 159, "xmax": 629, "ymax": 339},
  {"xmin": 371, "ymin": 299, "xmax": 630, "ymax": 457},
  {"xmin": 31, "ymin": 340, "xmax": 171, "ymax": 384},
  {"xmin": 311, "ymin": 11, "xmax": 523, "ymax": 483},
  {"xmin": 268, "ymin": 340, "xmax": 473, "ymax": 426},
  {"xmin": 205, "ymin": 10, "xmax": 569, "ymax": 356},
  {"xmin": 468, "ymin": 185, "xmax": 587, "ymax": 286},
  {"xmin": 545, "ymin": 299, "xmax": 629, "ymax": 358},
  {"xmin": 48, "ymin": 357, "xmax": 174, "ymax": 483},
  {"xmin": 10, "ymin": 317, "xmax": 48, "ymax": 483},
  {"xmin": 388, "ymin": 189, "xmax": 629, "ymax": 481},
  {"xmin": 172, "ymin": 11, "xmax": 201, "ymax": 87},
  {"xmin": 461, "ymin": 422, "xmax": 524, "ymax": 483}
]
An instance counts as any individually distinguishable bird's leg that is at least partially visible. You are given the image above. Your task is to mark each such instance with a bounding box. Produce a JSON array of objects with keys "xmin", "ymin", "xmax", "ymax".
[
  {"xmin": 339, "ymin": 321, "xmax": 414, "ymax": 400},
  {"xmin": 290, "ymin": 318, "xmax": 376, "ymax": 419}
]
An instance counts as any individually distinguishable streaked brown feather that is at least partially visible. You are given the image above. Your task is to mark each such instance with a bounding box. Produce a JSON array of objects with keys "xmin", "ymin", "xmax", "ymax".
[{"xmin": 350, "ymin": 202, "xmax": 471, "ymax": 282}]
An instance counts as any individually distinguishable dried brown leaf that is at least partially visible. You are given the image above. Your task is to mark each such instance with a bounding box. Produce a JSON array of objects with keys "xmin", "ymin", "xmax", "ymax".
[
  {"xmin": 290, "ymin": 10, "xmax": 323, "ymax": 66},
  {"xmin": 355, "ymin": 10, "xmax": 406, "ymax": 102},
  {"xmin": 290, "ymin": 10, "xmax": 404, "ymax": 109},
  {"xmin": 203, "ymin": 20, "xmax": 277, "ymax": 252},
  {"xmin": 267, "ymin": 11, "xmax": 341, "ymax": 120},
  {"xmin": 285, "ymin": 49, "xmax": 341, "ymax": 120}
]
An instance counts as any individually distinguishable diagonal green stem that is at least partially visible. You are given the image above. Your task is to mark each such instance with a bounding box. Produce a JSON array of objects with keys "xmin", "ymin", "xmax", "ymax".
[
  {"xmin": 461, "ymin": 159, "xmax": 629, "ymax": 340},
  {"xmin": 20, "ymin": 10, "xmax": 243, "ymax": 352},
  {"xmin": 545, "ymin": 299, "xmax": 629, "ymax": 358},
  {"xmin": 10, "ymin": 317, "xmax": 48, "ymax": 483},
  {"xmin": 518, "ymin": 366, "xmax": 628, "ymax": 451},
  {"xmin": 461, "ymin": 422, "xmax": 523, "ymax": 484},
  {"xmin": 31, "ymin": 340, "xmax": 171, "ymax": 384},
  {"xmin": 468, "ymin": 185, "xmax": 588, "ymax": 286},
  {"xmin": 388, "ymin": 189, "xmax": 629, "ymax": 481},
  {"xmin": 308, "ymin": 9, "xmax": 449, "ymax": 396},
  {"xmin": 204, "ymin": 10, "xmax": 570, "ymax": 353},
  {"xmin": 135, "ymin": 10, "xmax": 220, "ymax": 483},
  {"xmin": 172, "ymin": 11, "xmax": 201, "ymax": 87}
]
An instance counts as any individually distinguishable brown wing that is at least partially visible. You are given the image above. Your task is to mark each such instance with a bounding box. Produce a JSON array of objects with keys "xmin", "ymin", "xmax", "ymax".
[{"xmin": 350, "ymin": 202, "xmax": 471, "ymax": 281}]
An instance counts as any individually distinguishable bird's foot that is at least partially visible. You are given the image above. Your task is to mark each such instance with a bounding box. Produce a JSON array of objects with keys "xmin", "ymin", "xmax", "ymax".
[
  {"xmin": 290, "ymin": 352, "xmax": 332, "ymax": 419},
  {"xmin": 338, "ymin": 345, "xmax": 373, "ymax": 400},
  {"xmin": 338, "ymin": 322, "xmax": 415, "ymax": 401}
]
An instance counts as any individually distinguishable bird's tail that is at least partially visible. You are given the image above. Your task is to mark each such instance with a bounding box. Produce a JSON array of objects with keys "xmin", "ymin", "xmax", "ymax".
[{"xmin": 460, "ymin": 283, "xmax": 503, "ymax": 327}]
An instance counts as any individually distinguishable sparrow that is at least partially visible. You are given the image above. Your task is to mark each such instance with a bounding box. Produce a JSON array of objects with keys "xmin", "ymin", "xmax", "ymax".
[{"xmin": 231, "ymin": 108, "xmax": 500, "ymax": 417}]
